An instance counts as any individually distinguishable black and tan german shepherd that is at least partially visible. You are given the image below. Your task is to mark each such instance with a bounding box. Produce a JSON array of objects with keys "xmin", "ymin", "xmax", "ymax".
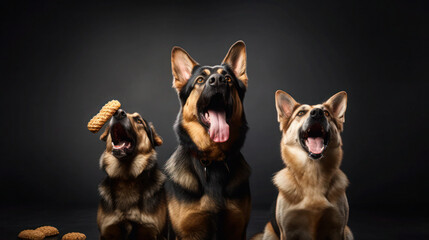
[
  {"xmin": 165, "ymin": 41, "xmax": 251, "ymax": 240},
  {"xmin": 252, "ymin": 91, "xmax": 353, "ymax": 240},
  {"xmin": 97, "ymin": 109, "xmax": 167, "ymax": 240}
]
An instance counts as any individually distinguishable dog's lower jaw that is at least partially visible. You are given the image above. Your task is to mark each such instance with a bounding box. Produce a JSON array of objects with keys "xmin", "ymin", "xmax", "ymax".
[
  {"xmin": 309, "ymin": 152, "xmax": 323, "ymax": 160},
  {"xmin": 112, "ymin": 149, "xmax": 127, "ymax": 159}
]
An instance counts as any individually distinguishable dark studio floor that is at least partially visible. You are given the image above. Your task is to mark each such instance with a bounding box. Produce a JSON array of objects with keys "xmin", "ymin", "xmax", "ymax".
[{"xmin": 1, "ymin": 205, "xmax": 428, "ymax": 240}]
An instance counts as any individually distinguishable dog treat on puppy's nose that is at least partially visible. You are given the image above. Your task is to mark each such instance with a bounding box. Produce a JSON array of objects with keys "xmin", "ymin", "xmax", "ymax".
[{"xmin": 87, "ymin": 100, "xmax": 121, "ymax": 133}]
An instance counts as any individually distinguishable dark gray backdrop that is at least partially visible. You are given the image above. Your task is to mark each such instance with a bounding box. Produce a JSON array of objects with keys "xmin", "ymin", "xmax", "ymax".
[{"xmin": 1, "ymin": 0, "xmax": 428, "ymax": 220}]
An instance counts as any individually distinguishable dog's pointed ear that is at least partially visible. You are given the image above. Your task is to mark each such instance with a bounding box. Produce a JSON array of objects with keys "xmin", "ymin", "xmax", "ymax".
[
  {"xmin": 275, "ymin": 90, "xmax": 299, "ymax": 130},
  {"xmin": 142, "ymin": 118, "xmax": 163, "ymax": 148},
  {"xmin": 100, "ymin": 125, "xmax": 110, "ymax": 142},
  {"xmin": 149, "ymin": 123, "xmax": 163, "ymax": 147},
  {"xmin": 171, "ymin": 46, "xmax": 199, "ymax": 92},
  {"xmin": 222, "ymin": 40, "xmax": 248, "ymax": 87},
  {"xmin": 324, "ymin": 91, "xmax": 347, "ymax": 123}
]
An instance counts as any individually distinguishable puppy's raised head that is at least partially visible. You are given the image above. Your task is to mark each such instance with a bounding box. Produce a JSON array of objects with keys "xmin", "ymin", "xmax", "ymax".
[
  {"xmin": 171, "ymin": 41, "xmax": 248, "ymax": 151},
  {"xmin": 275, "ymin": 90, "xmax": 347, "ymax": 164},
  {"xmin": 100, "ymin": 109, "xmax": 162, "ymax": 159}
]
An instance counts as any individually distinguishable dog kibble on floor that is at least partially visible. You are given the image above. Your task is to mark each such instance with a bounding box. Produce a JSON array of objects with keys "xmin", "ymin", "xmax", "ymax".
[
  {"xmin": 35, "ymin": 226, "xmax": 59, "ymax": 237},
  {"xmin": 61, "ymin": 232, "xmax": 86, "ymax": 240},
  {"xmin": 18, "ymin": 229, "xmax": 45, "ymax": 240}
]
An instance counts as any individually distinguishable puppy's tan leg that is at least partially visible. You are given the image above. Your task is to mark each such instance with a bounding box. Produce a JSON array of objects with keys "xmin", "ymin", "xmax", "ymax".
[
  {"xmin": 97, "ymin": 206, "xmax": 122, "ymax": 240},
  {"xmin": 169, "ymin": 194, "xmax": 227, "ymax": 240},
  {"xmin": 173, "ymin": 212, "xmax": 211, "ymax": 239},
  {"xmin": 168, "ymin": 201, "xmax": 211, "ymax": 239},
  {"xmin": 262, "ymin": 222, "xmax": 280, "ymax": 240},
  {"xmin": 344, "ymin": 226, "xmax": 353, "ymax": 240},
  {"xmin": 135, "ymin": 225, "xmax": 159, "ymax": 240},
  {"xmin": 223, "ymin": 198, "xmax": 251, "ymax": 240},
  {"xmin": 250, "ymin": 233, "xmax": 263, "ymax": 240},
  {"xmin": 281, "ymin": 209, "xmax": 312, "ymax": 240},
  {"xmin": 99, "ymin": 224, "xmax": 122, "ymax": 240}
]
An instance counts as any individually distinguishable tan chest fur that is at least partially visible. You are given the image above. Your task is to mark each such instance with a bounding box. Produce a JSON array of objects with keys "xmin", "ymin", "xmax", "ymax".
[{"xmin": 274, "ymin": 167, "xmax": 349, "ymax": 239}]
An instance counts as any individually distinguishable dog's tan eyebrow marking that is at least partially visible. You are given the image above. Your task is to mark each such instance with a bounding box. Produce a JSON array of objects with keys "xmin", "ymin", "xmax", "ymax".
[
  {"xmin": 131, "ymin": 113, "xmax": 144, "ymax": 122},
  {"xmin": 217, "ymin": 69, "xmax": 224, "ymax": 74},
  {"xmin": 299, "ymin": 105, "xmax": 310, "ymax": 110},
  {"xmin": 203, "ymin": 69, "xmax": 210, "ymax": 75},
  {"xmin": 295, "ymin": 105, "xmax": 310, "ymax": 114}
]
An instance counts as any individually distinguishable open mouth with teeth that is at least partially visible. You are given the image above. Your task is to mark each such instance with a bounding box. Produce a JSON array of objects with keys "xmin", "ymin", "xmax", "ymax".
[
  {"xmin": 110, "ymin": 122, "xmax": 135, "ymax": 157},
  {"xmin": 299, "ymin": 122, "xmax": 330, "ymax": 159},
  {"xmin": 198, "ymin": 93, "xmax": 232, "ymax": 143}
]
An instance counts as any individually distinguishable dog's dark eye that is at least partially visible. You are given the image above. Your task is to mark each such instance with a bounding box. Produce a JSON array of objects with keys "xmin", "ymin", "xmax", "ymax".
[
  {"xmin": 225, "ymin": 76, "xmax": 232, "ymax": 83},
  {"xmin": 135, "ymin": 118, "xmax": 143, "ymax": 124},
  {"xmin": 324, "ymin": 110, "xmax": 330, "ymax": 117},
  {"xmin": 297, "ymin": 110, "xmax": 306, "ymax": 116},
  {"xmin": 196, "ymin": 77, "xmax": 204, "ymax": 84}
]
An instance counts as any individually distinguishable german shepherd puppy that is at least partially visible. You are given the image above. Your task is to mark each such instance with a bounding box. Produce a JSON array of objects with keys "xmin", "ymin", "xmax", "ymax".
[
  {"xmin": 97, "ymin": 109, "xmax": 167, "ymax": 240},
  {"xmin": 253, "ymin": 91, "xmax": 353, "ymax": 240},
  {"xmin": 165, "ymin": 41, "xmax": 251, "ymax": 240}
]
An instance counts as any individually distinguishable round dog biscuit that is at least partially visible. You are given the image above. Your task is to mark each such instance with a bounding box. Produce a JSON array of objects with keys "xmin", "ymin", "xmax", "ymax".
[
  {"xmin": 35, "ymin": 226, "xmax": 59, "ymax": 236},
  {"xmin": 88, "ymin": 100, "xmax": 121, "ymax": 133},
  {"xmin": 62, "ymin": 232, "xmax": 86, "ymax": 240},
  {"xmin": 18, "ymin": 229, "xmax": 45, "ymax": 240}
]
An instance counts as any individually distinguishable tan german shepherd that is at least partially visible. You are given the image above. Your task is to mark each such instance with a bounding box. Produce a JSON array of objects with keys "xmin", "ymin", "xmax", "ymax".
[
  {"xmin": 97, "ymin": 109, "xmax": 167, "ymax": 240},
  {"xmin": 253, "ymin": 91, "xmax": 353, "ymax": 240}
]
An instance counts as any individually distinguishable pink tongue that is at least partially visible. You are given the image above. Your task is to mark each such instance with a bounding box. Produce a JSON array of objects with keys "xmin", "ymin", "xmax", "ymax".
[
  {"xmin": 305, "ymin": 137, "xmax": 324, "ymax": 154},
  {"xmin": 207, "ymin": 110, "xmax": 229, "ymax": 143}
]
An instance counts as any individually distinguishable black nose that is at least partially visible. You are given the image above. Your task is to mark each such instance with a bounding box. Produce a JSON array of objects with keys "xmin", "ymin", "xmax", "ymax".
[
  {"xmin": 208, "ymin": 74, "xmax": 226, "ymax": 87},
  {"xmin": 310, "ymin": 108, "xmax": 324, "ymax": 119},
  {"xmin": 114, "ymin": 109, "xmax": 127, "ymax": 120}
]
